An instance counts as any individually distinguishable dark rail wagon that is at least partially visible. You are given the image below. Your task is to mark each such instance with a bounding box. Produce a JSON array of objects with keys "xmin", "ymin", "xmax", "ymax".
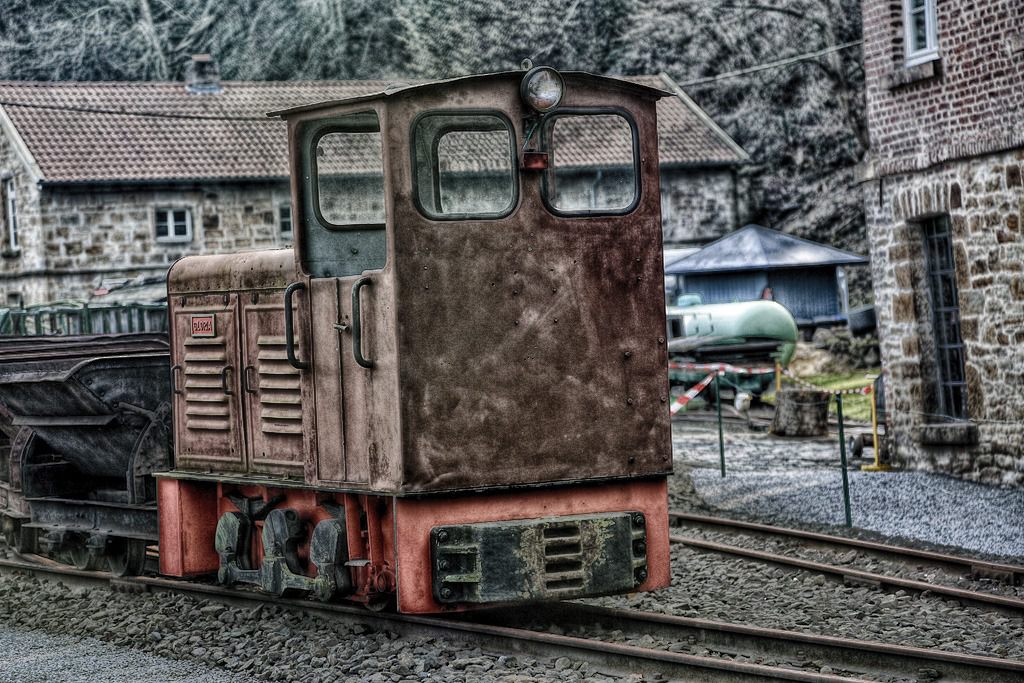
[{"xmin": 0, "ymin": 334, "xmax": 170, "ymax": 574}]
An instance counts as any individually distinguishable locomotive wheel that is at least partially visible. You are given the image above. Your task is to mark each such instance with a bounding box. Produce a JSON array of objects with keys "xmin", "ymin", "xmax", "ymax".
[
  {"xmin": 3, "ymin": 519, "xmax": 33, "ymax": 554},
  {"xmin": 107, "ymin": 538, "xmax": 147, "ymax": 577},
  {"xmin": 365, "ymin": 594, "xmax": 395, "ymax": 612},
  {"xmin": 69, "ymin": 543, "xmax": 102, "ymax": 571},
  {"xmin": 1, "ymin": 517, "xmax": 16, "ymax": 548}
]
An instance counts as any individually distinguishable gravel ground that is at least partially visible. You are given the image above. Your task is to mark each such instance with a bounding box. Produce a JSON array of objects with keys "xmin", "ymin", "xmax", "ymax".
[
  {"xmin": 671, "ymin": 420, "xmax": 870, "ymax": 474},
  {"xmin": 690, "ymin": 468, "xmax": 1024, "ymax": 560},
  {"xmin": 0, "ymin": 573, "xmax": 628, "ymax": 683},
  {"xmin": 678, "ymin": 525, "xmax": 1024, "ymax": 600},
  {"xmin": 0, "ymin": 625, "xmax": 251, "ymax": 683},
  {"xmin": 633, "ymin": 420, "xmax": 1024, "ymax": 664},
  {"xmin": 3, "ymin": 417, "xmax": 1020, "ymax": 680},
  {"xmin": 569, "ymin": 623, "xmax": 892, "ymax": 682},
  {"xmin": 671, "ymin": 422, "xmax": 1024, "ymax": 562},
  {"xmin": 591, "ymin": 543, "xmax": 1024, "ymax": 661}
]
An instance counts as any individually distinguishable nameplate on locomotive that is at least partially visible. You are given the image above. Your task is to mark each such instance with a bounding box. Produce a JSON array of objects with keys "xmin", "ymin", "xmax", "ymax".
[{"xmin": 190, "ymin": 314, "xmax": 216, "ymax": 337}]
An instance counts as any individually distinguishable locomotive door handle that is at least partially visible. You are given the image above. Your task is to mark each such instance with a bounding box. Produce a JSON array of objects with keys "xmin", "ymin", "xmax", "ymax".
[
  {"xmin": 242, "ymin": 365, "xmax": 258, "ymax": 394},
  {"xmin": 351, "ymin": 277, "xmax": 374, "ymax": 369},
  {"xmin": 283, "ymin": 282, "xmax": 310, "ymax": 370},
  {"xmin": 171, "ymin": 364, "xmax": 183, "ymax": 395},
  {"xmin": 220, "ymin": 366, "xmax": 234, "ymax": 395}
]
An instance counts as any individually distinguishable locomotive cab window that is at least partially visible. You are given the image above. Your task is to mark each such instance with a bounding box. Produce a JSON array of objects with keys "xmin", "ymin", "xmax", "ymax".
[
  {"xmin": 313, "ymin": 121, "xmax": 386, "ymax": 227},
  {"xmin": 300, "ymin": 111, "xmax": 387, "ymax": 278},
  {"xmin": 543, "ymin": 112, "xmax": 639, "ymax": 215},
  {"xmin": 412, "ymin": 112, "xmax": 517, "ymax": 219}
]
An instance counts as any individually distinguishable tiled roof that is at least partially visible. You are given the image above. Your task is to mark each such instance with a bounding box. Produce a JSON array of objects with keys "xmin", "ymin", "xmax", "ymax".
[
  {"xmin": 0, "ymin": 76, "xmax": 745, "ymax": 185},
  {"xmin": 638, "ymin": 75, "xmax": 749, "ymax": 169}
]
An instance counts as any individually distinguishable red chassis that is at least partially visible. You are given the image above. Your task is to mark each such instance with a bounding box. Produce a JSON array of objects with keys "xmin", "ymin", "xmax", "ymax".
[{"xmin": 158, "ymin": 476, "xmax": 669, "ymax": 613}]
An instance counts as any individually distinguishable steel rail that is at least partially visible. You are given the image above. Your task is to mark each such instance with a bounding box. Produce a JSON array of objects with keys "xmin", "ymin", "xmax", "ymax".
[
  {"xmin": 467, "ymin": 602, "xmax": 1024, "ymax": 683},
  {"xmin": 671, "ymin": 534, "xmax": 1024, "ymax": 614},
  {"xmin": 3, "ymin": 555, "xmax": 1022, "ymax": 681},
  {"xmin": 669, "ymin": 410, "xmax": 774, "ymax": 429},
  {"xmin": 670, "ymin": 511, "xmax": 1024, "ymax": 584},
  {"xmin": 0, "ymin": 556, "xmax": 865, "ymax": 683}
]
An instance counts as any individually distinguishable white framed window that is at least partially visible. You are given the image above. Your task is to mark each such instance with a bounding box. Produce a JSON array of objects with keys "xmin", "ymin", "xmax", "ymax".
[
  {"xmin": 2, "ymin": 178, "xmax": 17, "ymax": 252},
  {"xmin": 155, "ymin": 207, "xmax": 192, "ymax": 242},
  {"xmin": 904, "ymin": 0, "xmax": 939, "ymax": 66},
  {"xmin": 278, "ymin": 203, "xmax": 292, "ymax": 237}
]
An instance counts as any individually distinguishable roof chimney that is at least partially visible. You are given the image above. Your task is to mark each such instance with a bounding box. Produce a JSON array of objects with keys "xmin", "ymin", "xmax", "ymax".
[{"xmin": 185, "ymin": 54, "xmax": 222, "ymax": 94}]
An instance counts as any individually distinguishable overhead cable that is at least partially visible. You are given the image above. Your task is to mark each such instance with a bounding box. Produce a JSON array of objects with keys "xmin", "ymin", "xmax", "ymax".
[{"xmin": 678, "ymin": 39, "xmax": 863, "ymax": 87}]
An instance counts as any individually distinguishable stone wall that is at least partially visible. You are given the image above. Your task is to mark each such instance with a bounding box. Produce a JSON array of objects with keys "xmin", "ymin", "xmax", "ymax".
[
  {"xmin": 862, "ymin": 0, "xmax": 1024, "ymax": 486},
  {"xmin": 660, "ymin": 167, "xmax": 742, "ymax": 246},
  {"xmin": 0, "ymin": 127, "xmax": 46, "ymax": 304},
  {"xmin": 862, "ymin": 0, "xmax": 1024, "ymax": 176},
  {"xmin": 0, "ymin": 182, "xmax": 293, "ymax": 305},
  {"xmin": 864, "ymin": 147, "xmax": 1024, "ymax": 486}
]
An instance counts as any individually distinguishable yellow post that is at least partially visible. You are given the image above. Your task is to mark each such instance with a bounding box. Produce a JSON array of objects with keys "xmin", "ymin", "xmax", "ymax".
[
  {"xmin": 774, "ymin": 361, "xmax": 782, "ymax": 394},
  {"xmin": 861, "ymin": 382, "xmax": 890, "ymax": 472}
]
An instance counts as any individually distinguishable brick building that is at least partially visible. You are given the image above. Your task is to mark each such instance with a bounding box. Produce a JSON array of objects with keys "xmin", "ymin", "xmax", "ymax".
[
  {"xmin": 860, "ymin": 0, "xmax": 1024, "ymax": 485},
  {"xmin": 0, "ymin": 70, "xmax": 747, "ymax": 306}
]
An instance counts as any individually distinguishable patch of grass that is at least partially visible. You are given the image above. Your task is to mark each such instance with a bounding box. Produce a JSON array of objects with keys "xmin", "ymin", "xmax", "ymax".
[{"xmin": 763, "ymin": 369, "xmax": 881, "ymax": 423}]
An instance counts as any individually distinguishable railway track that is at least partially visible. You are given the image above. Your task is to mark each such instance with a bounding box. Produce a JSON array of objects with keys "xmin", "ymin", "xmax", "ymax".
[
  {"xmin": 670, "ymin": 511, "xmax": 1024, "ymax": 614},
  {"xmin": 474, "ymin": 602, "xmax": 1024, "ymax": 683},
  {"xmin": 2, "ymin": 550, "xmax": 1022, "ymax": 681},
  {"xmin": 670, "ymin": 405, "xmax": 775, "ymax": 430},
  {"xmin": 669, "ymin": 407, "xmax": 873, "ymax": 443}
]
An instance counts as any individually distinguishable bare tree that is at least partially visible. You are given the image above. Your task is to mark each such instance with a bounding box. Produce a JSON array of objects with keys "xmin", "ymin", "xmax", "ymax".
[{"xmin": 0, "ymin": 0, "xmax": 869, "ymax": 297}]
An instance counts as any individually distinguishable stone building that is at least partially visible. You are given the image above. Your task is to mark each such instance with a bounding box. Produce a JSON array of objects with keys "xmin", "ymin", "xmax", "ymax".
[
  {"xmin": 860, "ymin": 0, "xmax": 1024, "ymax": 485},
  {"xmin": 0, "ymin": 69, "xmax": 746, "ymax": 306}
]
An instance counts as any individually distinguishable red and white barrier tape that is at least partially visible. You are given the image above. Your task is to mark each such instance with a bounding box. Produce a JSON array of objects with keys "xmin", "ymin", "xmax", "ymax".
[
  {"xmin": 669, "ymin": 372, "xmax": 717, "ymax": 415},
  {"xmin": 782, "ymin": 368, "xmax": 872, "ymax": 395},
  {"xmin": 667, "ymin": 361, "xmax": 775, "ymax": 376}
]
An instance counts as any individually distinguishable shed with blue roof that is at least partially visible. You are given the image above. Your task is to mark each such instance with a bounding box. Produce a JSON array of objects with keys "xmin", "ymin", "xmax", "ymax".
[{"xmin": 664, "ymin": 224, "xmax": 868, "ymax": 330}]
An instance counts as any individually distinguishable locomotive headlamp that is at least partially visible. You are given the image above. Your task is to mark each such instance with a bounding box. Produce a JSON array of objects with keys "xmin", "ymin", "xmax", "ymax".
[{"xmin": 520, "ymin": 66, "xmax": 564, "ymax": 113}]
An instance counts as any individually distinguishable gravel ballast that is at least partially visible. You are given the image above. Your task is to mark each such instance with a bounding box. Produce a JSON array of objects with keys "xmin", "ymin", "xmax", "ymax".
[
  {"xmin": 0, "ymin": 625, "xmax": 251, "ymax": 683},
  {"xmin": 0, "ymin": 573, "xmax": 614, "ymax": 683},
  {"xmin": 671, "ymin": 422, "xmax": 1024, "ymax": 561},
  {"xmin": 676, "ymin": 525, "xmax": 1024, "ymax": 600},
  {"xmin": 643, "ymin": 420, "xmax": 1024, "ymax": 663},
  {"xmin": 4, "ymin": 417, "xmax": 1021, "ymax": 679},
  {"xmin": 591, "ymin": 544, "xmax": 1024, "ymax": 661},
  {"xmin": 690, "ymin": 468, "xmax": 1024, "ymax": 559}
]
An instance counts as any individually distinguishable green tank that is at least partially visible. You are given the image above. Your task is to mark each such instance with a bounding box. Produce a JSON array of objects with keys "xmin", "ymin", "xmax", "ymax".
[{"xmin": 666, "ymin": 300, "xmax": 798, "ymax": 397}]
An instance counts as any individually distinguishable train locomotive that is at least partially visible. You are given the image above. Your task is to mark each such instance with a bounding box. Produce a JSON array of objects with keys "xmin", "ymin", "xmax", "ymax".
[{"xmin": 1, "ymin": 68, "xmax": 673, "ymax": 613}]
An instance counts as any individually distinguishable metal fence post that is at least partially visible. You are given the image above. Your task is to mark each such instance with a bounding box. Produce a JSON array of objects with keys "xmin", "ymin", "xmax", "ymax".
[
  {"xmin": 835, "ymin": 394, "xmax": 852, "ymax": 527},
  {"xmin": 861, "ymin": 383, "xmax": 890, "ymax": 472},
  {"xmin": 715, "ymin": 370, "xmax": 725, "ymax": 478}
]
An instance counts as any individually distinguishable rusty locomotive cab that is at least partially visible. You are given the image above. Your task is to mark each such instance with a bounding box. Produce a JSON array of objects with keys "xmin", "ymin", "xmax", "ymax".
[{"xmin": 159, "ymin": 69, "xmax": 673, "ymax": 612}]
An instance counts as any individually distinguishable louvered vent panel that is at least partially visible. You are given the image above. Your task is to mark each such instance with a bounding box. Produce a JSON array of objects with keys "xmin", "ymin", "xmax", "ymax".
[
  {"xmin": 257, "ymin": 335, "xmax": 303, "ymax": 436},
  {"xmin": 542, "ymin": 522, "xmax": 585, "ymax": 592},
  {"xmin": 183, "ymin": 336, "xmax": 230, "ymax": 431}
]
